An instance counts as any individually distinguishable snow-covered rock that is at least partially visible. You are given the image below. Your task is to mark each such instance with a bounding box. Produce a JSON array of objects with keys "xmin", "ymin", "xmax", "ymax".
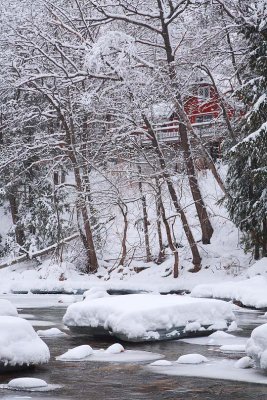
[
  {"xmin": 63, "ymin": 294, "xmax": 235, "ymax": 341},
  {"xmin": 37, "ymin": 328, "xmax": 67, "ymax": 337},
  {"xmin": 235, "ymin": 356, "xmax": 253, "ymax": 369},
  {"xmin": 246, "ymin": 323, "xmax": 267, "ymax": 369},
  {"xmin": 0, "ymin": 316, "xmax": 50, "ymax": 366},
  {"xmin": 176, "ymin": 354, "xmax": 209, "ymax": 364},
  {"xmin": 105, "ymin": 343, "xmax": 124, "ymax": 354},
  {"xmin": 8, "ymin": 378, "xmax": 48, "ymax": 389},
  {"xmin": 57, "ymin": 345, "xmax": 93, "ymax": 361},
  {"xmin": 0, "ymin": 299, "xmax": 18, "ymax": 316}
]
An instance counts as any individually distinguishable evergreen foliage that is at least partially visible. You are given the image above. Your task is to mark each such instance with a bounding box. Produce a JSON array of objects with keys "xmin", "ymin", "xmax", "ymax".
[{"xmin": 226, "ymin": 3, "xmax": 267, "ymax": 258}]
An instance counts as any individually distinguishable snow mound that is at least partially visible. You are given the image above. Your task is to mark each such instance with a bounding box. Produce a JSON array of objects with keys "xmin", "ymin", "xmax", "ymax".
[
  {"xmin": 37, "ymin": 328, "xmax": 67, "ymax": 337},
  {"xmin": 8, "ymin": 378, "xmax": 48, "ymax": 389},
  {"xmin": 150, "ymin": 360, "xmax": 172, "ymax": 366},
  {"xmin": 235, "ymin": 356, "xmax": 253, "ymax": 369},
  {"xmin": 0, "ymin": 299, "xmax": 18, "ymax": 317},
  {"xmin": 0, "ymin": 316, "xmax": 50, "ymax": 366},
  {"xmin": 246, "ymin": 323, "xmax": 267, "ymax": 369},
  {"xmin": 209, "ymin": 331, "xmax": 234, "ymax": 339},
  {"xmin": 63, "ymin": 294, "xmax": 234, "ymax": 341},
  {"xmin": 220, "ymin": 344, "xmax": 246, "ymax": 353},
  {"xmin": 176, "ymin": 354, "xmax": 209, "ymax": 364},
  {"xmin": 105, "ymin": 343, "xmax": 124, "ymax": 354},
  {"xmin": 181, "ymin": 331, "xmax": 247, "ymax": 347},
  {"xmin": 57, "ymin": 345, "xmax": 93, "ymax": 361}
]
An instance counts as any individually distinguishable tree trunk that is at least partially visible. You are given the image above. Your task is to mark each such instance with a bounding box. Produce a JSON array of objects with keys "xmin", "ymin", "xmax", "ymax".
[
  {"xmin": 157, "ymin": 189, "xmax": 179, "ymax": 278},
  {"xmin": 138, "ymin": 165, "xmax": 152, "ymax": 262},
  {"xmin": 155, "ymin": 179, "xmax": 165, "ymax": 263},
  {"xmin": 179, "ymin": 123, "xmax": 214, "ymax": 244},
  {"xmin": 118, "ymin": 204, "xmax": 128, "ymax": 266},
  {"xmin": 143, "ymin": 114, "xmax": 201, "ymax": 270},
  {"xmin": 7, "ymin": 189, "xmax": 25, "ymax": 250}
]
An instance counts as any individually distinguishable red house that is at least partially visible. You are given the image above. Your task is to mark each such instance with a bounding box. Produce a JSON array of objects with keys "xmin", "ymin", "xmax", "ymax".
[{"xmin": 137, "ymin": 80, "xmax": 238, "ymax": 162}]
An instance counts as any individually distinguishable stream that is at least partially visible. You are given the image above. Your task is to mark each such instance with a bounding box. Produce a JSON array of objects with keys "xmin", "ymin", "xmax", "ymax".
[{"xmin": 0, "ymin": 298, "xmax": 267, "ymax": 399}]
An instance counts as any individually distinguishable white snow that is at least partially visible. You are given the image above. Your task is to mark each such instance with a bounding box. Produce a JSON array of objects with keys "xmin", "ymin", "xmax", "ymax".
[
  {"xmin": 147, "ymin": 358, "xmax": 267, "ymax": 385},
  {"xmin": 63, "ymin": 294, "xmax": 235, "ymax": 341},
  {"xmin": 57, "ymin": 345, "xmax": 93, "ymax": 361},
  {"xmin": 57, "ymin": 345, "xmax": 163, "ymax": 363},
  {"xmin": 0, "ymin": 299, "xmax": 18, "ymax": 317},
  {"xmin": 105, "ymin": 343, "xmax": 124, "ymax": 354},
  {"xmin": 191, "ymin": 275, "xmax": 267, "ymax": 309},
  {"xmin": 150, "ymin": 360, "xmax": 172, "ymax": 366},
  {"xmin": 181, "ymin": 330, "xmax": 247, "ymax": 347},
  {"xmin": 246, "ymin": 323, "xmax": 267, "ymax": 369},
  {"xmin": 219, "ymin": 344, "xmax": 246, "ymax": 353},
  {"xmin": 83, "ymin": 287, "xmax": 110, "ymax": 300},
  {"xmin": 176, "ymin": 354, "xmax": 209, "ymax": 364},
  {"xmin": 235, "ymin": 356, "xmax": 253, "ymax": 369},
  {"xmin": 37, "ymin": 328, "xmax": 67, "ymax": 337},
  {"xmin": 8, "ymin": 378, "xmax": 48, "ymax": 389},
  {"xmin": 0, "ymin": 316, "xmax": 50, "ymax": 366}
]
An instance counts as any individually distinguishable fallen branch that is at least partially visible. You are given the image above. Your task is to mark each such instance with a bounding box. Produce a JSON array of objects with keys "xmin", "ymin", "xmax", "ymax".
[{"xmin": 0, "ymin": 233, "xmax": 80, "ymax": 269}]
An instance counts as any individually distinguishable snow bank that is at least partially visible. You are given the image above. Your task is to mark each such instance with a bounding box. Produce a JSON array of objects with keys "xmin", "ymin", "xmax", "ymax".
[
  {"xmin": 181, "ymin": 330, "xmax": 247, "ymax": 347},
  {"xmin": 191, "ymin": 275, "xmax": 267, "ymax": 309},
  {"xmin": 63, "ymin": 294, "xmax": 234, "ymax": 341},
  {"xmin": 0, "ymin": 299, "xmax": 18, "ymax": 316},
  {"xmin": 147, "ymin": 358, "xmax": 267, "ymax": 384},
  {"xmin": 57, "ymin": 345, "xmax": 163, "ymax": 363},
  {"xmin": 0, "ymin": 316, "xmax": 50, "ymax": 366},
  {"xmin": 246, "ymin": 323, "xmax": 267, "ymax": 369}
]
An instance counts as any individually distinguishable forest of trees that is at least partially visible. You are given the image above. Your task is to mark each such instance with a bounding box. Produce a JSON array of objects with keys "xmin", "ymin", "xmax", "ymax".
[{"xmin": 0, "ymin": 0, "xmax": 266, "ymax": 277}]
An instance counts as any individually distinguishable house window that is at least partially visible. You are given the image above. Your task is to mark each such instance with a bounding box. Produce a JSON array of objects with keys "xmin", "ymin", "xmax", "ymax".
[
  {"xmin": 195, "ymin": 114, "xmax": 213, "ymax": 123},
  {"xmin": 198, "ymin": 86, "xmax": 210, "ymax": 99}
]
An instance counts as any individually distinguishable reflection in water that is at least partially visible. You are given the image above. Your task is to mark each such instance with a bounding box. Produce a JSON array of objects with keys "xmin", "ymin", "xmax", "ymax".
[{"xmin": 0, "ymin": 306, "xmax": 266, "ymax": 399}]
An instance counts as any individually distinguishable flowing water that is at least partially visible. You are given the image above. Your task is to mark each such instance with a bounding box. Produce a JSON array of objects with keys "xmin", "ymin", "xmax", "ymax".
[{"xmin": 0, "ymin": 302, "xmax": 267, "ymax": 399}]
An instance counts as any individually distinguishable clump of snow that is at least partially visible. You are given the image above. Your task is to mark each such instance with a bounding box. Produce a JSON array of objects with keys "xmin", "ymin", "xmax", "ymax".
[
  {"xmin": 37, "ymin": 328, "xmax": 67, "ymax": 337},
  {"xmin": 8, "ymin": 378, "xmax": 48, "ymax": 389},
  {"xmin": 235, "ymin": 356, "xmax": 253, "ymax": 369},
  {"xmin": 57, "ymin": 345, "xmax": 93, "ymax": 361},
  {"xmin": 219, "ymin": 344, "xmax": 246, "ymax": 353},
  {"xmin": 63, "ymin": 294, "xmax": 235, "ymax": 341},
  {"xmin": 0, "ymin": 299, "xmax": 18, "ymax": 317},
  {"xmin": 181, "ymin": 330, "xmax": 247, "ymax": 347},
  {"xmin": 246, "ymin": 323, "xmax": 267, "ymax": 369},
  {"xmin": 150, "ymin": 360, "xmax": 172, "ymax": 366},
  {"xmin": 0, "ymin": 316, "xmax": 50, "ymax": 366},
  {"xmin": 176, "ymin": 354, "xmax": 209, "ymax": 364},
  {"xmin": 105, "ymin": 343, "xmax": 124, "ymax": 354},
  {"xmin": 209, "ymin": 330, "xmax": 234, "ymax": 339},
  {"xmin": 83, "ymin": 287, "xmax": 110, "ymax": 301}
]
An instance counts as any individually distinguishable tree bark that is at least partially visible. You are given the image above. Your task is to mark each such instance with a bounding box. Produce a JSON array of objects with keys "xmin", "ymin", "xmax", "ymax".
[{"xmin": 138, "ymin": 165, "xmax": 152, "ymax": 262}]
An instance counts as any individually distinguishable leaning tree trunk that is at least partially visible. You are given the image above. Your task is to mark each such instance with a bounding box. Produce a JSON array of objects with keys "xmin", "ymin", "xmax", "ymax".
[
  {"xmin": 157, "ymin": 187, "xmax": 179, "ymax": 278},
  {"xmin": 179, "ymin": 123, "xmax": 214, "ymax": 244},
  {"xmin": 155, "ymin": 178, "xmax": 165, "ymax": 263},
  {"xmin": 157, "ymin": 8, "xmax": 214, "ymax": 244},
  {"xmin": 143, "ymin": 115, "xmax": 201, "ymax": 271},
  {"xmin": 137, "ymin": 165, "xmax": 152, "ymax": 262},
  {"xmin": 7, "ymin": 188, "xmax": 25, "ymax": 251}
]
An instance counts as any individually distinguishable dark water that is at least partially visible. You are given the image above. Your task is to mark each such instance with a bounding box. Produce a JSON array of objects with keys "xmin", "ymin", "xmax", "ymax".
[{"xmin": 0, "ymin": 306, "xmax": 267, "ymax": 400}]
